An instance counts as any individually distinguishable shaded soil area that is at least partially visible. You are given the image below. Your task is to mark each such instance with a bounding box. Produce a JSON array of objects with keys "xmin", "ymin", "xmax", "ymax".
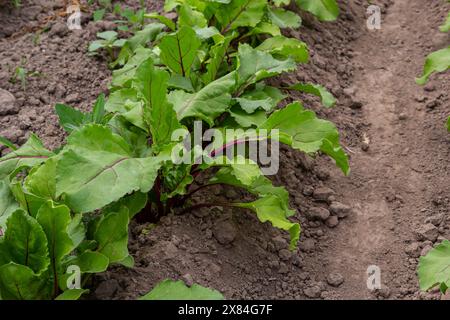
[{"xmin": 0, "ymin": 0, "xmax": 448, "ymax": 300}]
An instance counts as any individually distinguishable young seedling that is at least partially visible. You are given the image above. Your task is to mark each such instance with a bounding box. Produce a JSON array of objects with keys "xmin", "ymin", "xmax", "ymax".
[{"xmin": 88, "ymin": 31, "xmax": 126, "ymax": 62}]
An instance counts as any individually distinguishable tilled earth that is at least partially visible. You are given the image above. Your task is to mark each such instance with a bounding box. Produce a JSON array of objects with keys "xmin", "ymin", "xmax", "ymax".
[{"xmin": 0, "ymin": 0, "xmax": 448, "ymax": 300}]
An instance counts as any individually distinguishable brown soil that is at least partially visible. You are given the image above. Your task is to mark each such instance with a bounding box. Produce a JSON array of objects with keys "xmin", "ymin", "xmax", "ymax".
[{"xmin": 0, "ymin": 0, "xmax": 448, "ymax": 300}]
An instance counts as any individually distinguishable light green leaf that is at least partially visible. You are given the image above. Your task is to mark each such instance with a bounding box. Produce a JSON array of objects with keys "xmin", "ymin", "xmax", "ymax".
[
  {"xmin": 288, "ymin": 82, "xmax": 336, "ymax": 107},
  {"xmin": 159, "ymin": 26, "xmax": 201, "ymax": 77},
  {"xmin": 103, "ymin": 192, "xmax": 148, "ymax": 219},
  {"xmin": 0, "ymin": 136, "xmax": 17, "ymax": 151},
  {"xmin": 238, "ymin": 195, "xmax": 300, "ymax": 249},
  {"xmin": 0, "ymin": 134, "xmax": 53, "ymax": 180},
  {"xmin": 273, "ymin": 0, "xmax": 290, "ymax": 6},
  {"xmin": 68, "ymin": 213, "xmax": 85, "ymax": 249},
  {"xmin": 94, "ymin": 208, "xmax": 129, "ymax": 263},
  {"xmin": 55, "ymin": 104, "xmax": 85, "ymax": 133},
  {"xmin": 169, "ymin": 72, "xmax": 236, "ymax": 126},
  {"xmin": 234, "ymin": 85, "xmax": 285, "ymax": 113},
  {"xmin": 168, "ymin": 74, "xmax": 195, "ymax": 92},
  {"xmin": 246, "ymin": 22, "xmax": 281, "ymax": 36},
  {"xmin": 296, "ymin": 0, "xmax": 339, "ymax": 21},
  {"xmin": 237, "ymin": 44, "xmax": 296, "ymax": 88},
  {"xmin": 112, "ymin": 23, "xmax": 166, "ymax": 67},
  {"xmin": 55, "ymin": 289, "xmax": 89, "ymax": 300},
  {"xmin": 36, "ymin": 201, "xmax": 74, "ymax": 279},
  {"xmin": 0, "ymin": 263, "xmax": 49, "ymax": 300},
  {"xmin": 140, "ymin": 279, "xmax": 224, "ymax": 300},
  {"xmin": 0, "ymin": 209, "xmax": 49, "ymax": 274},
  {"xmin": 88, "ymin": 40, "xmax": 105, "ymax": 52},
  {"xmin": 228, "ymin": 107, "xmax": 267, "ymax": 128},
  {"xmin": 257, "ymin": 35, "xmax": 309, "ymax": 63},
  {"xmin": 132, "ymin": 59, "xmax": 182, "ymax": 147},
  {"xmin": 416, "ymin": 46, "xmax": 450, "ymax": 85},
  {"xmin": 203, "ymin": 35, "xmax": 234, "ymax": 84},
  {"xmin": 25, "ymin": 158, "xmax": 57, "ymax": 200},
  {"xmin": 178, "ymin": 3, "xmax": 207, "ymax": 28},
  {"xmin": 72, "ymin": 251, "xmax": 109, "ymax": 273},
  {"xmin": 260, "ymin": 102, "xmax": 349, "ymax": 174},
  {"xmin": 97, "ymin": 31, "xmax": 118, "ymax": 42},
  {"xmin": 144, "ymin": 13, "xmax": 176, "ymax": 30},
  {"xmin": 439, "ymin": 12, "xmax": 450, "ymax": 32},
  {"xmin": 56, "ymin": 125, "xmax": 163, "ymax": 213},
  {"xmin": 216, "ymin": 0, "xmax": 266, "ymax": 33},
  {"xmin": 418, "ymin": 240, "xmax": 450, "ymax": 292},
  {"xmin": 112, "ymin": 47, "xmax": 154, "ymax": 87},
  {"xmin": 268, "ymin": 7, "xmax": 301, "ymax": 29},
  {"xmin": 0, "ymin": 178, "xmax": 19, "ymax": 219},
  {"xmin": 93, "ymin": 9, "xmax": 105, "ymax": 21}
]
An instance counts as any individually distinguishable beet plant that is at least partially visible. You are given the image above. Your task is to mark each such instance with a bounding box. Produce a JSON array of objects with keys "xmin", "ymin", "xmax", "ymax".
[
  {"xmin": 416, "ymin": 8, "xmax": 450, "ymax": 131},
  {"xmin": 417, "ymin": 8, "xmax": 450, "ymax": 295},
  {"xmin": 0, "ymin": 0, "xmax": 348, "ymax": 299}
]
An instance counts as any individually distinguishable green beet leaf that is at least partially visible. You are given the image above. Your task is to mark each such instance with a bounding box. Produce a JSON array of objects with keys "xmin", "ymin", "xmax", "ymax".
[
  {"xmin": 132, "ymin": 58, "xmax": 182, "ymax": 148},
  {"xmin": 0, "ymin": 209, "xmax": 49, "ymax": 274},
  {"xmin": 36, "ymin": 201, "xmax": 74, "ymax": 291},
  {"xmin": 56, "ymin": 124, "xmax": 164, "ymax": 213},
  {"xmin": 237, "ymin": 44, "xmax": 296, "ymax": 89},
  {"xmin": 416, "ymin": 46, "xmax": 450, "ymax": 85},
  {"xmin": 238, "ymin": 195, "xmax": 300, "ymax": 250},
  {"xmin": 0, "ymin": 262, "xmax": 49, "ymax": 300},
  {"xmin": 295, "ymin": 0, "xmax": 339, "ymax": 22},
  {"xmin": 288, "ymin": 82, "xmax": 336, "ymax": 107},
  {"xmin": 418, "ymin": 240, "xmax": 450, "ymax": 292},
  {"xmin": 216, "ymin": 0, "xmax": 266, "ymax": 33},
  {"xmin": 140, "ymin": 279, "xmax": 224, "ymax": 300},
  {"xmin": 0, "ymin": 178, "xmax": 19, "ymax": 221},
  {"xmin": 0, "ymin": 134, "xmax": 53, "ymax": 180},
  {"xmin": 94, "ymin": 208, "xmax": 130, "ymax": 263},
  {"xmin": 71, "ymin": 250, "xmax": 109, "ymax": 273},
  {"xmin": 268, "ymin": 7, "xmax": 301, "ymax": 29},
  {"xmin": 55, "ymin": 289, "xmax": 89, "ymax": 300},
  {"xmin": 169, "ymin": 72, "xmax": 236, "ymax": 126},
  {"xmin": 159, "ymin": 26, "xmax": 201, "ymax": 77},
  {"xmin": 260, "ymin": 102, "xmax": 349, "ymax": 175}
]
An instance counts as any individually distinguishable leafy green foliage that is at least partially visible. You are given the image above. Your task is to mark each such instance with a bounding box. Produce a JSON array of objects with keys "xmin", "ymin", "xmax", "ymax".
[
  {"xmin": 295, "ymin": 0, "xmax": 339, "ymax": 21},
  {"xmin": 416, "ymin": 46, "xmax": 450, "ymax": 85},
  {"xmin": 418, "ymin": 240, "xmax": 450, "ymax": 293},
  {"xmin": 140, "ymin": 279, "xmax": 224, "ymax": 300},
  {"xmin": 88, "ymin": 31, "xmax": 126, "ymax": 61},
  {"xmin": 0, "ymin": 0, "xmax": 348, "ymax": 299}
]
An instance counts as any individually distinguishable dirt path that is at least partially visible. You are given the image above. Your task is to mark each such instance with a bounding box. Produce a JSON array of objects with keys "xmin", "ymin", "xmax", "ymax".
[{"xmin": 320, "ymin": 0, "xmax": 450, "ymax": 299}]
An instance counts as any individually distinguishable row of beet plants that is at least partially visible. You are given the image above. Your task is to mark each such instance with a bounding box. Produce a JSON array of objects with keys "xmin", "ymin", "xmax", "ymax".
[{"xmin": 0, "ymin": 0, "xmax": 347, "ymax": 300}]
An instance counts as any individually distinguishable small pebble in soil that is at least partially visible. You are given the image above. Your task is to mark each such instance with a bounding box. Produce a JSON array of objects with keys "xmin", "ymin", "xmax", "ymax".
[
  {"xmin": 325, "ymin": 216, "xmax": 339, "ymax": 228},
  {"xmin": 329, "ymin": 201, "xmax": 352, "ymax": 218},
  {"xmin": 416, "ymin": 223, "xmax": 439, "ymax": 242},
  {"xmin": 213, "ymin": 220, "xmax": 237, "ymax": 245},
  {"xmin": 327, "ymin": 272, "xmax": 344, "ymax": 287},
  {"xmin": 306, "ymin": 207, "xmax": 330, "ymax": 221},
  {"xmin": 312, "ymin": 187, "xmax": 335, "ymax": 202}
]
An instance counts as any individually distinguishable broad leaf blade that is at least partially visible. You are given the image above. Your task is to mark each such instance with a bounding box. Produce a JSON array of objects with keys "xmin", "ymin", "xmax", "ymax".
[
  {"xmin": 418, "ymin": 240, "xmax": 450, "ymax": 291},
  {"xmin": 416, "ymin": 46, "xmax": 450, "ymax": 85},
  {"xmin": 296, "ymin": 0, "xmax": 339, "ymax": 21},
  {"xmin": 0, "ymin": 134, "xmax": 53, "ymax": 180},
  {"xmin": 159, "ymin": 26, "xmax": 201, "ymax": 77},
  {"xmin": 140, "ymin": 279, "xmax": 224, "ymax": 300}
]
